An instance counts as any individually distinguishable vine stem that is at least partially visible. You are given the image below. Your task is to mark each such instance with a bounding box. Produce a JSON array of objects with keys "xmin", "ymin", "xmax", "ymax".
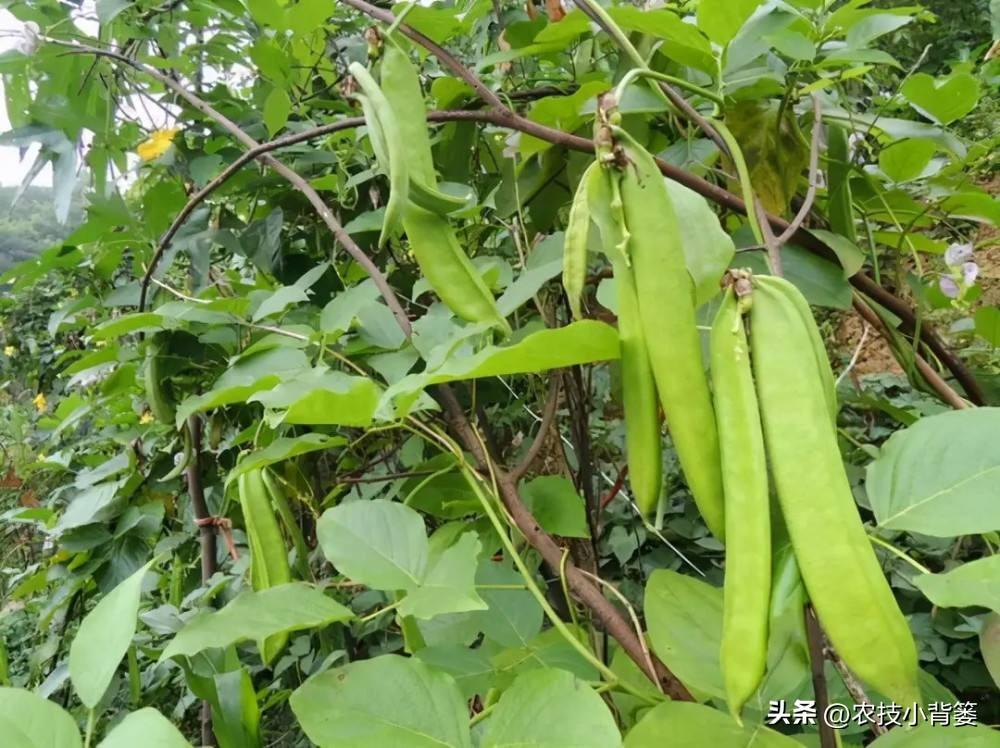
[
  {"xmin": 83, "ymin": 709, "xmax": 95, "ymax": 748},
  {"xmin": 867, "ymin": 533, "xmax": 932, "ymax": 575}
]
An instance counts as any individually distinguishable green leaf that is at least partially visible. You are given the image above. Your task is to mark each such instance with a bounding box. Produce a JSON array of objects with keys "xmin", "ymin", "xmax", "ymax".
[
  {"xmin": 0, "ymin": 688, "xmax": 81, "ymax": 748},
  {"xmin": 70, "ymin": 559, "xmax": 155, "ymax": 708},
  {"xmin": 98, "ymin": 708, "xmax": 191, "ymax": 748},
  {"xmin": 981, "ymin": 613, "xmax": 1000, "ymax": 691},
  {"xmin": 252, "ymin": 285, "xmax": 309, "ymax": 321},
  {"xmin": 644, "ymin": 569, "xmax": 724, "ymax": 700},
  {"xmin": 901, "ymin": 73, "xmax": 982, "ymax": 126},
  {"xmin": 913, "ymin": 556, "xmax": 1000, "ymax": 613},
  {"xmin": 480, "ymin": 669, "xmax": 620, "ymax": 747},
  {"xmin": 415, "ymin": 645, "xmax": 495, "ymax": 700},
  {"xmin": 696, "ymin": 0, "xmax": 763, "ymax": 45},
  {"xmin": 867, "ymin": 408, "xmax": 1000, "ymax": 535},
  {"xmin": 665, "ymin": 180, "xmax": 735, "ymax": 307},
  {"xmin": 868, "ymin": 725, "xmax": 1000, "ymax": 747},
  {"xmin": 520, "ymin": 476, "xmax": 590, "ymax": 538},
  {"xmin": 399, "ymin": 533, "xmax": 488, "ymax": 620},
  {"xmin": 262, "ymin": 87, "xmax": 292, "ymax": 136},
  {"xmin": 609, "ymin": 7, "xmax": 715, "ymax": 73},
  {"xmin": 624, "ymin": 701, "xmax": 803, "ymax": 747},
  {"xmin": 317, "ymin": 500, "xmax": 428, "ymax": 590},
  {"xmin": 976, "ymin": 307, "xmax": 1000, "ymax": 347},
  {"xmin": 161, "ymin": 583, "xmax": 352, "ymax": 660},
  {"xmin": 381, "ymin": 321, "xmax": 620, "ymax": 416},
  {"xmin": 808, "ymin": 229, "xmax": 866, "ymax": 277},
  {"xmin": 736, "ymin": 244, "xmax": 852, "ymax": 309},
  {"xmin": 290, "ymin": 656, "xmax": 472, "ymax": 748},
  {"xmin": 879, "ymin": 138, "xmax": 937, "ymax": 183},
  {"xmin": 226, "ymin": 434, "xmax": 346, "ymax": 486},
  {"xmin": 176, "ymin": 347, "xmax": 310, "ymax": 424},
  {"xmin": 473, "ymin": 561, "xmax": 543, "ymax": 647},
  {"xmin": 249, "ymin": 368, "xmax": 381, "ymax": 426}
]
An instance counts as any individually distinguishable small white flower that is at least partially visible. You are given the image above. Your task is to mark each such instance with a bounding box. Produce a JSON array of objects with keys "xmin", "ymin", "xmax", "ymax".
[
  {"xmin": 944, "ymin": 242, "xmax": 973, "ymax": 267},
  {"xmin": 961, "ymin": 261, "xmax": 979, "ymax": 285},
  {"xmin": 939, "ymin": 276, "xmax": 960, "ymax": 299}
]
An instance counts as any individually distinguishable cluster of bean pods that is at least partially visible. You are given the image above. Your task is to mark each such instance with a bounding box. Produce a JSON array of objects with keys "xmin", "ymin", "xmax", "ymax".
[
  {"xmin": 349, "ymin": 35, "xmax": 509, "ymax": 334},
  {"xmin": 717, "ymin": 272, "xmax": 919, "ymax": 716},
  {"xmin": 564, "ymin": 106, "xmax": 919, "ymax": 719}
]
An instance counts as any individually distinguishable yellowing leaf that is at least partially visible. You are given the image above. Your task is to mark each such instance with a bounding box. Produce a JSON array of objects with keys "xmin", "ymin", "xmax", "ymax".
[{"xmin": 136, "ymin": 128, "xmax": 181, "ymax": 161}]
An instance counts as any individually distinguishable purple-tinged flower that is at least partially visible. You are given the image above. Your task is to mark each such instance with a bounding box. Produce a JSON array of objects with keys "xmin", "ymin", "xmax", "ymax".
[
  {"xmin": 962, "ymin": 261, "xmax": 979, "ymax": 285},
  {"xmin": 939, "ymin": 276, "xmax": 960, "ymax": 299},
  {"xmin": 944, "ymin": 242, "xmax": 973, "ymax": 267}
]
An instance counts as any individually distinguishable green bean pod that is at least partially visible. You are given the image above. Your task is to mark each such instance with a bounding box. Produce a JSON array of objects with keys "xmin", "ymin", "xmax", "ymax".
[
  {"xmin": 612, "ymin": 127, "xmax": 725, "ymax": 537},
  {"xmin": 348, "ymin": 62, "xmax": 408, "ymax": 248},
  {"xmin": 144, "ymin": 334, "xmax": 175, "ymax": 424},
  {"xmin": 238, "ymin": 467, "xmax": 292, "ymax": 663},
  {"xmin": 756, "ymin": 276, "xmax": 837, "ymax": 425},
  {"xmin": 587, "ymin": 165, "xmax": 662, "ymax": 514},
  {"xmin": 563, "ymin": 161, "xmax": 598, "ymax": 321},
  {"xmin": 402, "ymin": 203, "xmax": 510, "ymax": 334},
  {"xmin": 711, "ymin": 287, "xmax": 770, "ymax": 719},
  {"xmin": 375, "ymin": 41, "xmax": 508, "ymax": 333},
  {"xmin": 750, "ymin": 280, "xmax": 919, "ymax": 707}
]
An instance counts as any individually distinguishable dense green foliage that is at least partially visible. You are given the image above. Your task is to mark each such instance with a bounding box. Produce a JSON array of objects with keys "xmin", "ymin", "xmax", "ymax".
[{"xmin": 0, "ymin": 0, "xmax": 998, "ymax": 746}]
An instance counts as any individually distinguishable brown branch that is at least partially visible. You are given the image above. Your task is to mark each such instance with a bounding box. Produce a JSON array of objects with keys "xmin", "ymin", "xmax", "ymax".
[
  {"xmin": 805, "ymin": 606, "xmax": 838, "ymax": 748},
  {"xmin": 852, "ymin": 296, "xmax": 969, "ymax": 410},
  {"xmin": 828, "ymin": 648, "xmax": 888, "ymax": 737},
  {"xmin": 433, "ymin": 384, "xmax": 694, "ymax": 701},
  {"xmin": 184, "ymin": 415, "xmax": 216, "ymax": 747},
  {"xmin": 511, "ymin": 376, "xmax": 561, "ymax": 481},
  {"xmin": 339, "ymin": 0, "xmax": 507, "ymax": 111}
]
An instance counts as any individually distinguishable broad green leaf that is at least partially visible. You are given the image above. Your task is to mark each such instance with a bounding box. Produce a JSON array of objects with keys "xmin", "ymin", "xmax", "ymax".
[
  {"xmin": 644, "ymin": 569, "xmax": 724, "ymax": 701},
  {"xmin": 290, "ymin": 656, "xmax": 472, "ymax": 748},
  {"xmin": 176, "ymin": 347, "xmax": 310, "ymax": 424},
  {"xmin": 161, "ymin": 583, "xmax": 352, "ymax": 660},
  {"xmin": 252, "ymin": 285, "xmax": 309, "ymax": 321},
  {"xmin": 480, "ymin": 669, "xmax": 620, "ymax": 748},
  {"xmin": 491, "ymin": 626, "xmax": 600, "ymax": 685},
  {"xmin": 415, "ymin": 645, "xmax": 495, "ymax": 700},
  {"xmin": 93, "ymin": 312, "xmax": 165, "ymax": 339},
  {"xmin": 381, "ymin": 321, "xmax": 619, "ymax": 416},
  {"xmin": 913, "ymin": 556, "xmax": 1000, "ymax": 613},
  {"xmin": 808, "ymin": 229, "xmax": 866, "ymax": 277},
  {"xmin": 473, "ymin": 560, "xmax": 543, "ymax": 648},
  {"xmin": 317, "ymin": 500, "xmax": 428, "ymax": 590},
  {"xmin": 249, "ymin": 368, "xmax": 381, "ymax": 426},
  {"xmin": 55, "ymin": 478, "xmax": 127, "ymax": 531},
  {"xmin": 665, "ymin": 180, "xmax": 735, "ymax": 307},
  {"xmin": 697, "ymin": 0, "xmax": 763, "ymax": 45},
  {"xmin": 609, "ymin": 7, "xmax": 715, "ymax": 73},
  {"xmin": 981, "ymin": 613, "xmax": 1000, "ymax": 691},
  {"xmin": 977, "ymin": 307, "xmax": 1000, "ymax": 347},
  {"xmin": 520, "ymin": 476, "xmax": 590, "ymax": 538},
  {"xmin": 262, "ymin": 87, "xmax": 291, "ymax": 136},
  {"xmin": 879, "ymin": 138, "xmax": 937, "ymax": 183},
  {"xmin": 867, "ymin": 408, "xmax": 1000, "ymax": 535},
  {"xmin": 226, "ymin": 434, "xmax": 346, "ymax": 485},
  {"xmin": 845, "ymin": 14, "xmax": 912, "ymax": 47},
  {"xmin": 399, "ymin": 533, "xmax": 487, "ymax": 620},
  {"xmin": 901, "ymin": 73, "xmax": 981, "ymax": 126},
  {"xmin": 868, "ymin": 725, "xmax": 1000, "ymax": 747},
  {"xmin": 0, "ymin": 688, "xmax": 81, "ymax": 748},
  {"xmin": 98, "ymin": 708, "xmax": 191, "ymax": 748},
  {"xmin": 940, "ymin": 192, "xmax": 1000, "ymax": 226},
  {"xmin": 70, "ymin": 559, "xmax": 155, "ymax": 708},
  {"xmin": 624, "ymin": 702, "xmax": 802, "ymax": 747}
]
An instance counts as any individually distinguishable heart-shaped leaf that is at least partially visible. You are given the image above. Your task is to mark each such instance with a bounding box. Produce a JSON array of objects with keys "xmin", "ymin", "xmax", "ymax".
[{"xmin": 901, "ymin": 73, "xmax": 981, "ymax": 125}]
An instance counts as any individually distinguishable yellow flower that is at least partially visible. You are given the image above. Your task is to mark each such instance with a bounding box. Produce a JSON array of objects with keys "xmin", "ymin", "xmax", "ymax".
[
  {"xmin": 137, "ymin": 127, "xmax": 181, "ymax": 162},
  {"xmin": 32, "ymin": 392, "xmax": 47, "ymax": 412},
  {"xmin": 140, "ymin": 411, "xmax": 155, "ymax": 425},
  {"xmin": 37, "ymin": 453, "xmax": 47, "ymax": 462},
  {"xmin": 3, "ymin": 345, "xmax": 14, "ymax": 356}
]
